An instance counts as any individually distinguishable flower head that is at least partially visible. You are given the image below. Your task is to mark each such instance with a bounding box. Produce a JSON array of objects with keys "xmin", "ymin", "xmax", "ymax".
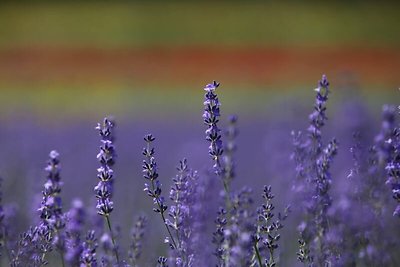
[
  {"xmin": 203, "ymin": 81, "xmax": 224, "ymax": 176},
  {"xmin": 94, "ymin": 117, "xmax": 116, "ymax": 217}
]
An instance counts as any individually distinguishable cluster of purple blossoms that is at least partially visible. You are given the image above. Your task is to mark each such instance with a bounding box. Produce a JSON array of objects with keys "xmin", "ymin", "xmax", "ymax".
[
  {"xmin": 65, "ymin": 199, "xmax": 86, "ymax": 266},
  {"xmin": 2, "ymin": 75, "xmax": 400, "ymax": 267},
  {"xmin": 222, "ymin": 115, "xmax": 238, "ymax": 188},
  {"xmin": 80, "ymin": 230, "xmax": 98, "ymax": 267},
  {"xmin": 253, "ymin": 186, "xmax": 289, "ymax": 267},
  {"xmin": 128, "ymin": 215, "xmax": 147, "ymax": 267},
  {"xmin": 167, "ymin": 159, "xmax": 198, "ymax": 266},
  {"xmin": 292, "ymin": 75, "xmax": 338, "ymax": 266},
  {"xmin": 10, "ymin": 151, "xmax": 66, "ymax": 266},
  {"xmin": 39, "ymin": 150, "xmax": 66, "ymax": 261},
  {"xmin": 142, "ymin": 134, "xmax": 179, "ymax": 257},
  {"xmin": 203, "ymin": 80, "xmax": 224, "ymax": 177},
  {"xmin": 386, "ymin": 119, "xmax": 400, "ymax": 216},
  {"xmin": 39, "ymin": 150, "xmax": 65, "ymax": 234},
  {"xmin": 94, "ymin": 117, "xmax": 120, "ymax": 264},
  {"xmin": 95, "ymin": 118, "xmax": 116, "ymax": 217}
]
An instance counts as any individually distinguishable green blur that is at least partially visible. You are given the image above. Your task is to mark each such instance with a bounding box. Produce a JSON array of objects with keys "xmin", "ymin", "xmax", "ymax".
[{"xmin": 0, "ymin": 2, "xmax": 399, "ymax": 48}]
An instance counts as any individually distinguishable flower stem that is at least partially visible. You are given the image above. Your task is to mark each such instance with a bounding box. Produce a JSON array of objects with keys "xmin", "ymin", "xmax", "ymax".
[
  {"xmin": 254, "ymin": 241, "xmax": 263, "ymax": 267},
  {"xmin": 105, "ymin": 215, "xmax": 120, "ymax": 264},
  {"xmin": 59, "ymin": 250, "xmax": 65, "ymax": 267},
  {"xmin": 151, "ymin": 177, "xmax": 178, "ymax": 249}
]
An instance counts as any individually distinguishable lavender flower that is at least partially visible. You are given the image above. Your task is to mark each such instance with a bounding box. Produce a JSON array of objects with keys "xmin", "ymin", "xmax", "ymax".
[
  {"xmin": 142, "ymin": 134, "xmax": 177, "ymax": 250},
  {"xmin": 157, "ymin": 256, "xmax": 168, "ymax": 267},
  {"xmin": 226, "ymin": 187, "xmax": 254, "ymax": 266},
  {"xmin": 37, "ymin": 150, "xmax": 66, "ymax": 265},
  {"xmin": 386, "ymin": 127, "xmax": 400, "ymax": 216},
  {"xmin": 39, "ymin": 150, "xmax": 65, "ymax": 230},
  {"xmin": 99, "ymin": 232, "xmax": 114, "ymax": 266},
  {"xmin": 222, "ymin": 115, "xmax": 238, "ymax": 191},
  {"xmin": 313, "ymin": 139, "xmax": 338, "ymax": 261},
  {"xmin": 128, "ymin": 215, "xmax": 147, "ymax": 267},
  {"xmin": 212, "ymin": 207, "xmax": 227, "ymax": 265},
  {"xmin": 94, "ymin": 117, "xmax": 120, "ymax": 263},
  {"xmin": 375, "ymin": 105, "xmax": 397, "ymax": 165},
  {"xmin": 94, "ymin": 118, "xmax": 116, "ymax": 217},
  {"xmin": 307, "ymin": 74, "xmax": 330, "ymax": 156},
  {"xmin": 253, "ymin": 186, "xmax": 289, "ymax": 267},
  {"xmin": 11, "ymin": 225, "xmax": 54, "ymax": 267},
  {"xmin": 65, "ymin": 199, "xmax": 86, "ymax": 266},
  {"xmin": 167, "ymin": 159, "xmax": 198, "ymax": 266},
  {"xmin": 203, "ymin": 81, "xmax": 224, "ymax": 177},
  {"xmin": 80, "ymin": 230, "xmax": 98, "ymax": 267},
  {"xmin": 292, "ymin": 75, "xmax": 338, "ymax": 265}
]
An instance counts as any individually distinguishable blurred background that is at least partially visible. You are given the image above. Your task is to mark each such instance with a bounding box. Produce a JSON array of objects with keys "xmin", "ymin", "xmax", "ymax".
[{"xmin": 0, "ymin": 1, "xmax": 399, "ymax": 265}]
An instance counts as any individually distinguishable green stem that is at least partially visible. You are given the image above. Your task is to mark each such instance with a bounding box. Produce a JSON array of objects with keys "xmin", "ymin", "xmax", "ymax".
[
  {"xmin": 105, "ymin": 215, "xmax": 120, "ymax": 264},
  {"xmin": 59, "ymin": 250, "xmax": 65, "ymax": 267},
  {"xmin": 254, "ymin": 241, "xmax": 263, "ymax": 267},
  {"xmin": 147, "ymin": 143, "xmax": 178, "ymax": 250},
  {"xmin": 268, "ymin": 248, "xmax": 275, "ymax": 266},
  {"xmin": 150, "ymin": 178, "xmax": 178, "ymax": 249},
  {"xmin": 3, "ymin": 235, "xmax": 11, "ymax": 263},
  {"xmin": 158, "ymin": 199, "xmax": 178, "ymax": 249}
]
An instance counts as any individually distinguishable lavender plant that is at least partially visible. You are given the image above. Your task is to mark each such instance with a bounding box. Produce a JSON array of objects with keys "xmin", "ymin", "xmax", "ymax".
[
  {"xmin": 80, "ymin": 230, "xmax": 98, "ymax": 267},
  {"xmin": 65, "ymin": 199, "xmax": 86, "ymax": 266},
  {"xmin": 142, "ymin": 134, "xmax": 178, "ymax": 253},
  {"xmin": 386, "ymin": 111, "xmax": 400, "ymax": 216},
  {"xmin": 292, "ymin": 75, "xmax": 339, "ymax": 266},
  {"xmin": 203, "ymin": 80, "xmax": 224, "ymax": 179},
  {"xmin": 253, "ymin": 186, "xmax": 289, "ymax": 267},
  {"xmin": 167, "ymin": 159, "xmax": 198, "ymax": 266},
  {"xmin": 39, "ymin": 150, "xmax": 66, "ymax": 266},
  {"xmin": 128, "ymin": 215, "xmax": 147, "ymax": 267},
  {"xmin": 94, "ymin": 117, "xmax": 120, "ymax": 264}
]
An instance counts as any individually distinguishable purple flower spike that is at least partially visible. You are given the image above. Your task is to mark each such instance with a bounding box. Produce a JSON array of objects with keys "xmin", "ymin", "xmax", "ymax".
[
  {"xmin": 65, "ymin": 199, "xmax": 86, "ymax": 266},
  {"xmin": 94, "ymin": 118, "xmax": 116, "ymax": 217},
  {"xmin": 128, "ymin": 215, "xmax": 147, "ymax": 267},
  {"xmin": 38, "ymin": 150, "xmax": 66, "ymax": 254},
  {"xmin": 167, "ymin": 159, "xmax": 198, "ymax": 266},
  {"xmin": 308, "ymin": 75, "xmax": 330, "ymax": 153},
  {"xmin": 80, "ymin": 230, "xmax": 98, "ymax": 267},
  {"xmin": 203, "ymin": 80, "xmax": 224, "ymax": 176},
  {"xmin": 223, "ymin": 115, "xmax": 238, "ymax": 188},
  {"xmin": 142, "ymin": 134, "xmax": 177, "ymax": 250},
  {"xmin": 253, "ymin": 186, "xmax": 290, "ymax": 267},
  {"xmin": 292, "ymin": 75, "xmax": 338, "ymax": 265},
  {"xmin": 386, "ymin": 127, "xmax": 400, "ymax": 216}
]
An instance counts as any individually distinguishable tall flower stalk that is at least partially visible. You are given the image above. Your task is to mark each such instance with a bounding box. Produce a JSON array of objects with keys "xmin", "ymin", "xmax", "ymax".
[
  {"xmin": 80, "ymin": 230, "xmax": 98, "ymax": 267},
  {"xmin": 128, "ymin": 215, "xmax": 147, "ymax": 267},
  {"xmin": 253, "ymin": 186, "xmax": 289, "ymax": 267},
  {"xmin": 223, "ymin": 115, "xmax": 238, "ymax": 191},
  {"xmin": 65, "ymin": 199, "xmax": 86, "ymax": 266},
  {"xmin": 142, "ymin": 134, "xmax": 177, "ymax": 250},
  {"xmin": 38, "ymin": 150, "xmax": 66, "ymax": 266},
  {"xmin": 203, "ymin": 81, "xmax": 224, "ymax": 182},
  {"xmin": 386, "ymin": 113, "xmax": 400, "ymax": 216},
  {"xmin": 167, "ymin": 159, "xmax": 198, "ymax": 266},
  {"xmin": 94, "ymin": 117, "xmax": 119, "ymax": 263},
  {"xmin": 292, "ymin": 75, "xmax": 338, "ymax": 265}
]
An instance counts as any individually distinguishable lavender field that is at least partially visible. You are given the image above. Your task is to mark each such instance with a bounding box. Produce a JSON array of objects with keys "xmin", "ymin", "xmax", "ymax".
[
  {"xmin": 0, "ymin": 75, "xmax": 399, "ymax": 266},
  {"xmin": 1, "ymin": 1, "xmax": 400, "ymax": 266}
]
